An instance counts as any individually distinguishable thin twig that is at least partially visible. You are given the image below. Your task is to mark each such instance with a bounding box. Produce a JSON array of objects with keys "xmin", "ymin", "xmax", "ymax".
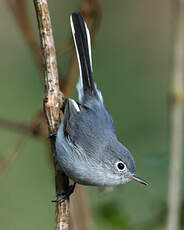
[
  {"xmin": 0, "ymin": 136, "xmax": 27, "ymax": 179},
  {"xmin": 0, "ymin": 111, "xmax": 47, "ymax": 178},
  {"xmin": 167, "ymin": 1, "xmax": 184, "ymax": 230},
  {"xmin": 0, "ymin": 118, "xmax": 33, "ymax": 134},
  {"xmin": 5, "ymin": 0, "xmax": 42, "ymax": 70},
  {"xmin": 33, "ymin": 1, "xmax": 69, "ymax": 230},
  {"xmin": 0, "ymin": 109, "xmax": 48, "ymax": 138},
  {"xmin": 56, "ymin": 40, "xmax": 72, "ymax": 56}
]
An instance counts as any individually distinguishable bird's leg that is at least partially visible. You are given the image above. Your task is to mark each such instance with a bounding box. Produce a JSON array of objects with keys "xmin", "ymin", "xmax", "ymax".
[
  {"xmin": 48, "ymin": 133, "xmax": 57, "ymax": 139},
  {"xmin": 52, "ymin": 183, "xmax": 76, "ymax": 203}
]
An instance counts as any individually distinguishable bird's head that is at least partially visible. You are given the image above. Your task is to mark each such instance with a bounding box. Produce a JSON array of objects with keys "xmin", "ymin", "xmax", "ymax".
[{"xmin": 102, "ymin": 141, "xmax": 148, "ymax": 186}]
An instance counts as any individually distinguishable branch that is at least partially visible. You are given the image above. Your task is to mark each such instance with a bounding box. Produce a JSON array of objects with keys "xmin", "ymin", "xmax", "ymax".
[
  {"xmin": 33, "ymin": 1, "xmax": 69, "ymax": 230},
  {"xmin": 2, "ymin": 1, "xmax": 102, "ymax": 229},
  {"xmin": 56, "ymin": 40, "xmax": 72, "ymax": 56},
  {"xmin": 0, "ymin": 109, "xmax": 48, "ymax": 138},
  {"xmin": 70, "ymin": 185, "xmax": 93, "ymax": 230},
  {"xmin": 0, "ymin": 118, "xmax": 33, "ymax": 134},
  {"xmin": 0, "ymin": 136, "xmax": 27, "ymax": 179},
  {"xmin": 167, "ymin": 1, "xmax": 184, "ymax": 230},
  {"xmin": 0, "ymin": 111, "xmax": 48, "ymax": 178},
  {"xmin": 5, "ymin": 0, "xmax": 42, "ymax": 70}
]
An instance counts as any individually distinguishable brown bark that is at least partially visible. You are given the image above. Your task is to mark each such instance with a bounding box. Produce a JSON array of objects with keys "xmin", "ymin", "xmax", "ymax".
[{"xmin": 33, "ymin": 1, "xmax": 69, "ymax": 230}]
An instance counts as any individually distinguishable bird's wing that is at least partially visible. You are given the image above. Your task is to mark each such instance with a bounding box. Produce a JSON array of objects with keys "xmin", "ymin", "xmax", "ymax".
[{"xmin": 63, "ymin": 98, "xmax": 115, "ymax": 156}]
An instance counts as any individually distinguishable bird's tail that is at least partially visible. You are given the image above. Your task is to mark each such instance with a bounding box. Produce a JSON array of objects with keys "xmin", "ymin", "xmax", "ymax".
[{"xmin": 70, "ymin": 13, "xmax": 103, "ymax": 103}]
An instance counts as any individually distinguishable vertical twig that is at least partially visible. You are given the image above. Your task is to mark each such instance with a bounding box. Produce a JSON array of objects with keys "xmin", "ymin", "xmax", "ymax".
[
  {"xmin": 33, "ymin": 1, "xmax": 69, "ymax": 230},
  {"xmin": 167, "ymin": 1, "xmax": 184, "ymax": 230},
  {"xmin": 70, "ymin": 185, "xmax": 93, "ymax": 230}
]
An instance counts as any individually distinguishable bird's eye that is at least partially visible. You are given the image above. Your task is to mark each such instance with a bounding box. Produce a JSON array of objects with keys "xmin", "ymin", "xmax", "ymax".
[{"xmin": 116, "ymin": 161, "xmax": 126, "ymax": 171}]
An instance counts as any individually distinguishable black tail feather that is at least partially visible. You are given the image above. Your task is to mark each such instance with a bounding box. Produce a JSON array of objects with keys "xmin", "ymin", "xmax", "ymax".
[{"xmin": 71, "ymin": 13, "xmax": 95, "ymax": 94}]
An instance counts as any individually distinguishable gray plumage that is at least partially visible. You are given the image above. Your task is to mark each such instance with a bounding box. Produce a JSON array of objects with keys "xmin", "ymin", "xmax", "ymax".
[{"xmin": 56, "ymin": 13, "xmax": 147, "ymax": 187}]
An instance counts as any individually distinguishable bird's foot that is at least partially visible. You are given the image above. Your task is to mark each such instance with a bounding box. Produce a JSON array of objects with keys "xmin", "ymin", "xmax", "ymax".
[
  {"xmin": 52, "ymin": 183, "xmax": 76, "ymax": 203},
  {"xmin": 48, "ymin": 133, "xmax": 57, "ymax": 139}
]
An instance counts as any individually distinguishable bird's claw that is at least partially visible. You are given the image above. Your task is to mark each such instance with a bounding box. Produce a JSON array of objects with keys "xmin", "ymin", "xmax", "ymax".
[
  {"xmin": 52, "ymin": 194, "xmax": 68, "ymax": 203},
  {"xmin": 52, "ymin": 183, "xmax": 76, "ymax": 203},
  {"xmin": 48, "ymin": 133, "xmax": 57, "ymax": 139}
]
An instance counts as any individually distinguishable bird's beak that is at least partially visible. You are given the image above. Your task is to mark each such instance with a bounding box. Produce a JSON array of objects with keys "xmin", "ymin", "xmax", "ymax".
[
  {"xmin": 131, "ymin": 175, "xmax": 148, "ymax": 186},
  {"xmin": 123, "ymin": 173, "xmax": 148, "ymax": 186}
]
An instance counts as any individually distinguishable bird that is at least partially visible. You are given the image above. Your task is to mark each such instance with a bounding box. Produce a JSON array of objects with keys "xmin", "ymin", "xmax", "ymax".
[{"xmin": 55, "ymin": 12, "xmax": 148, "ymax": 202}]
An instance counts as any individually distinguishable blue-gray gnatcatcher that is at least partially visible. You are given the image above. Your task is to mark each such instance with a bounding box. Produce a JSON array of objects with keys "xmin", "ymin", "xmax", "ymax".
[{"xmin": 55, "ymin": 13, "xmax": 148, "ymax": 201}]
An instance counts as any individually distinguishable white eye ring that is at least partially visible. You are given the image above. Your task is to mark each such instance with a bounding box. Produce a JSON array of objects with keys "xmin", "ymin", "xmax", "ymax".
[{"xmin": 116, "ymin": 161, "xmax": 126, "ymax": 172}]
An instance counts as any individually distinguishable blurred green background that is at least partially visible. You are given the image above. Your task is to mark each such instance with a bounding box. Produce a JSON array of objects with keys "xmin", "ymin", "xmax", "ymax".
[{"xmin": 0, "ymin": 0, "xmax": 182, "ymax": 230}]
